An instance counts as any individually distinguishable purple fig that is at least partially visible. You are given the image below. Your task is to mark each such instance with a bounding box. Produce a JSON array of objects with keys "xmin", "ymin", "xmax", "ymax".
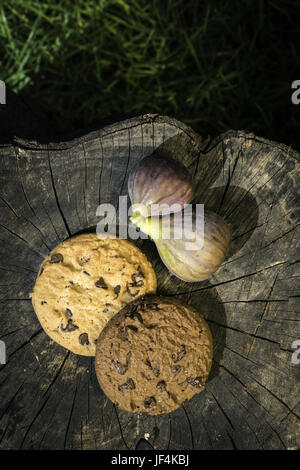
[
  {"xmin": 128, "ymin": 156, "xmax": 194, "ymax": 218},
  {"xmin": 132, "ymin": 206, "xmax": 231, "ymax": 282}
]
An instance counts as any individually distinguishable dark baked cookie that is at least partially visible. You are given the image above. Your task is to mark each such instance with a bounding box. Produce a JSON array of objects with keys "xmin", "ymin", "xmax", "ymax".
[{"xmin": 95, "ymin": 295, "xmax": 213, "ymax": 415}]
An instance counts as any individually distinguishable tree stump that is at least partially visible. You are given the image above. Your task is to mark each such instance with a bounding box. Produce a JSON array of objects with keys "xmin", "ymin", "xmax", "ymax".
[{"xmin": 0, "ymin": 104, "xmax": 299, "ymax": 450}]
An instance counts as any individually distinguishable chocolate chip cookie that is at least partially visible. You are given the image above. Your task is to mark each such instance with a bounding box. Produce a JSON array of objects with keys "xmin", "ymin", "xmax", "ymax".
[
  {"xmin": 95, "ymin": 296, "xmax": 213, "ymax": 415},
  {"xmin": 30, "ymin": 234, "xmax": 157, "ymax": 356}
]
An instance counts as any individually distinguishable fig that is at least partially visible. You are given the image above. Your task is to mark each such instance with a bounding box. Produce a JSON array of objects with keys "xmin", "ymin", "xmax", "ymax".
[
  {"xmin": 132, "ymin": 206, "xmax": 231, "ymax": 282},
  {"xmin": 128, "ymin": 156, "xmax": 194, "ymax": 218}
]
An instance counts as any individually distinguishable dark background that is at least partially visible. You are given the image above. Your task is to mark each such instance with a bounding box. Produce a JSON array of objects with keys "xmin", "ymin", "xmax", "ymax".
[{"xmin": 1, "ymin": 0, "xmax": 300, "ymax": 149}]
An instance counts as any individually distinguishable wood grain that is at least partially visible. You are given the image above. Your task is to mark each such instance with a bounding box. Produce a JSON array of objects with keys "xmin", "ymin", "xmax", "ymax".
[{"xmin": 0, "ymin": 102, "xmax": 299, "ymax": 449}]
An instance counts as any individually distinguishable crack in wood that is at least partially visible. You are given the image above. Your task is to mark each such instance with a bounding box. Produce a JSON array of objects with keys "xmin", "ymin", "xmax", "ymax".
[
  {"xmin": 0, "ymin": 223, "xmax": 45, "ymax": 258},
  {"xmin": 19, "ymin": 393, "xmax": 52, "ymax": 449},
  {"xmin": 98, "ymin": 138, "xmax": 104, "ymax": 206},
  {"xmin": 247, "ymin": 270, "xmax": 281, "ymax": 357},
  {"xmin": 42, "ymin": 351, "xmax": 70, "ymax": 398},
  {"xmin": 181, "ymin": 404, "xmax": 194, "ymax": 449},
  {"xmin": 113, "ymin": 404, "xmax": 130, "ymax": 450},
  {"xmin": 207, "ymin": 389, "xmax": 235, "ymax": 430},
  {"xmin": 47, "ymin": 148, "xmax": 71, "ymax": 237},
  {"xmin": 0, "ymin": 329, "xmax": 43, "ymax": 371},
  {"xmin": 41, "ymin": 201, "xmax": 61, "ymax": 242},
  {"xmin": 81, "ymin": 142, "xmax": 88, "ymax": 227},
  {"xmin": 0, "ymin": 326, "xmax": 26, "ymax": 340},
  {"xmin": 215, "ymin": 364, "xmax": 288, "ymax": 449},
  {"xmin": 63, "ymin": 357, "xmax": 80, "ymax": 449},
  {"xmin": 167, "ymin": 262, "xmax": 287, "ymax": 297}
]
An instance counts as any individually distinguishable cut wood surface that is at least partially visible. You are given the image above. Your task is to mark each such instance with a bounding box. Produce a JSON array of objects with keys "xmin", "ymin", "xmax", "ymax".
[{"xmin": 0, "ymin": 104, "xmax": 299, "ymax": 449}]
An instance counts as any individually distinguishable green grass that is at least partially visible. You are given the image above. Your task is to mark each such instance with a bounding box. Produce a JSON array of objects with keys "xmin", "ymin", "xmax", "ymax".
[{"xmin": 1, "ymin": 0, "xmax": 300, "ymax": 148}]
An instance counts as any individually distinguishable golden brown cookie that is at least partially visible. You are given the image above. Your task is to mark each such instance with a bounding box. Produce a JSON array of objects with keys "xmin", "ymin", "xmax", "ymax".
[
  {"xmin": 95, "ymin": 295, "xmax": 213, "ymax": 415},
  {"xmin": 30, "ymin": 234, "xmax": 157, "ymax": 356}
]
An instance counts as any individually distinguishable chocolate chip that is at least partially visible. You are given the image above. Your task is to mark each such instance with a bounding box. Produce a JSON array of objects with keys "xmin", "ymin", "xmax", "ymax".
[
  {"xmin": 145, "ymin": 358, "xmax": 152, "ymax": 368},
  {"xmin": 134, "ymin": 311, "xmax": 143, "ymax": 323},
  {"xmin": 114, "ymin": 285, "xmax": 121, "ymax": 298},
  {"xmin": 112, "ymin": 360, "xmax": 127, "ymax": 375},
  {"xmin": 144, "ymin": 396, "xmax": 156, "ymax": 408},
  {"xmin": 131, "ymin": 273, "xmax": 144, "ymax": 287},
  {"xmin": 41, "ymin": 301, "xmax": 47, "ymax": 305},
  {"xmin": 125, "ymin": 305, "xmax": 138, "ymax": 317},
  {"xmin": 83, "ymin": 270, "xmax": 90, "ymax": 276},
  {"xmin": 78, "ymin": 256, "xmax": 90, "ymax": 265},
  {"xmin": 156, "ymin": 380, "xmax": 167, "ymax": 392},
  {"xmin": 112, "ymin": 351, "xmax": 131, "ymax": 375},
  {"xmin": 65, "ymin": 308, "xmax": 73, "ymax": 317},
  {"xmin": 187, "ymin": 376, "xmax": 203, "ymax": 388},
  {"xmin": 125, "ymin": 306, "xmax": 143, "ymax": 323},
  {"xmin": 95, "ymin": 277, "xmax": 108, "ymax": 289},
  {"xmin": 153, "ymin": 363, "xmax": 160, "ymax": 377},
  {"xmin": 50, "ymin": 253, "xmax": 63, "ymax": 263},
  {"xmin": 137, "ymin": 266, "xmax": 145, "ymax": 278},
  {"xmin": 60, "ymin": 319, "xmax": 79, "ymax": 332},
  {"xmin": 146, "ymin": 303, "xmax": 159, "ymax": 311},
  {"xmin": 126, "ymin": 283, "xmax": 139, "ymax": 297},
  {"xmin": 126, "ymin": 351, "xmax": 132, "ymax": 364},
  {"xmin": 145, "ymin": 358, "xmax": 159, "ymax": 377},
  {"xmin": 172, "ymin": 344, "xmax": 186, "ymax": 363},
  {"xmin": 172, "ymin": 365, "xmax": 182, "ymax": 375},
  {"xmin": 118, "ymin": 378, "xmax": 136, "ymax": 390},
  {"xmin": 119, "ymin": 325, "xmax": 137, "ymax": 340},
  {"xmin": 119, "ymin": 326, "xmax": 129, "ymax": 341},
  {"xmin": 79, "ymin": 333, "xmax": 89, "ymax": 345},
  {"xmin": 127, "ymin": 325, "xmax": 138, "ymax": 332}
]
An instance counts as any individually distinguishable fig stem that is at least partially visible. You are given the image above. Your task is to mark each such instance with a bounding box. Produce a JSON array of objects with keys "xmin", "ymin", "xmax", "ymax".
[
  {"xmin": 130, "ymin": 214, "xmax": 145, "ymax": 227},
  {"xmin": 130, "ymin": 215, "xmax": 161, "ymax": 240}
]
